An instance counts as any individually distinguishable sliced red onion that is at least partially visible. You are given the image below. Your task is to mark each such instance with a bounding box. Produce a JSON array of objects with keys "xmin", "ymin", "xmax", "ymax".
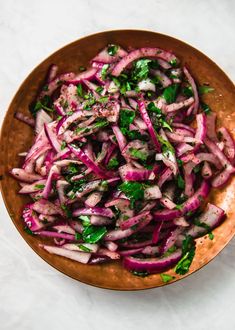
[
  {"xmin": 103, "ymin": 241, "xmax": 118, "ymax": 252},
  {"xmin": 165, "ymin": 97, "xmax": 194, "ymax": 112},
  {"xmin": 138, "ymin": 96, "xmax": 161, "ymax": 151},
  {"xmin": 32, "ymin": 199, "xmax": 63, "ymax": 216},
  {"xmin": 218, "ymin": 127, "xmax": 235, "ymax": 162},
  {"xmin": 119, "ymin": 211, "xmax": 151, "ymax": 230},
  {"xmin": 85, "ymin": 191, "xmax": 103, "ymax": 207},
  {"xmin": 153, "ymin": 209, "xmax": 182, "ymax": 221},
  {"xmin": 19, "ymin": 179, "xmax": 47, "ymax": 194},
  {"xmin": 22, "ymin": 204, "xmax": 45, "ymax": 231},
  {"xmin": 151, "ymin": 69, "xmax": 172, "ymax": 87},
  {"xmin": 112, "ymin": 125, "xmax": 127, "ymax": 151},
  {"xmin": 123, "ymin": 249, "xmax": 182, "ymax": 274},
  {"xmin": 14, "ymin": 112, "xmax": 35, "ymax": 127},
  {"xmin": 66, "ymin": 68, "xmax": 97, "ymax": 84},
  {"xmin": 183, "ymin": 66, "xmax": 199, "ymax": 114},
  {"xmin": 186, "ymin": 203, "xmax": 225, "ymax": 238},
  {"xmin": 118, "ymin": 248, "xmax": 144, "ymax": 256},
  {"xmin": 202, "ymin": 161, "xmax": 212, "ymax": 179},
  {"xmin": 157, "ymin": 168, "xmax": 173, "ymax": 188},
  {"xmin": 68, "ymin": 144, "xmax": 111, "ymax": 179},
  {"xmin": 73, "ymin": 207, "xmax": 114, "ymax": 218},
  {"xmin": 112, "ymin": 47, "xmax": 179, "ymax": 76},
  {"xmin": 63, "ymin": 243, "xmax": 99, "ymax": 253},
  {"xmin": 182, "ymin": 180, "xmax": 210, "ymax": 214},
  {"xmin": 35, "ymin": 110, "xmax": 52, "ymax": 134},
  {"xmin": 10, "ymin": 168, "xmax": 43, "ymax": 183},
  {"xmin": 152, "ymin": 221, "xmax": 163, "ymax": 244},
  {"xmin": 39, "ymin": 73, "xmax": 75, "ymax": 98},
  {"xmin": 144, "ymin": 185, "xmax": 162, "ymax": 200},
  {"xmin": 205, "ymin": 112, "xmax": 218, "ymax": 142},
  {"xmin": 138, "ymin": 78, "xmax": 156, "ymax": 91},
  {"xmin": 90, "ymin": 215, "xmax": 113, "ymax": 226},
  {"xmin": 47, "ymin": 64, "xmax": 58, "ymax": 83},
  {"xmin": 92, "ymin": 45, "xmax": 127, "ymax": 64},
  {"xmin": 118, "ymin": 164, "xmax": 157, "ymax": 181},
  {"xmin": 41, "ymin": 245, "xmax": 91, "ymax": 264}
]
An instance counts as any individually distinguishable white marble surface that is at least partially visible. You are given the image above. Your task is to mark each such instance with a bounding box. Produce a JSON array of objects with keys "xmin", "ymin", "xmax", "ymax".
[{"xmin": 0, "ymin": 0, "xmax": 235, "ymax": 329}]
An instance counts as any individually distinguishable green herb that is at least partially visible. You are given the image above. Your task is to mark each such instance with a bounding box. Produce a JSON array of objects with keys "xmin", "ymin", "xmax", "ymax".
[
  {"xmin": 34, "ymin": 184, "xmax": 45, "ymax": 189},
  {"xmin": 93, "ymin": 120, "xmax": 109, "ymax": 129},
  {"xmin": 100, "ymin": 180, "xmax": 109, "ymax": 190},
  {"xmin": 24, "ymin": 227, "xmax": 35, "ymax": 235},
  {"xmin": 193, "ymin": 164, "xmax": 202, "ymax": 174},
  {"xmin": 79, "ymin": 215, "xmax": 90, "ymax": 227},
  {"xmin": 119, "ymin": 181, "xmax": 144, "ymax": 208},
  {"xmin": 61, "ymin": 141, "xmax": 66, "ymax": 150},
  {"xmin": 185, "ymin": 211, "xmax": 193, "ymax": 217},
  {"xmin": 199, "ymin": 86, "xmax": 214, "ymax": 95},
  {"xmin": 31, "ymin": 95, "xmax": 53, "ymax": 116},
  {"xmin": 169, "ymin": 58, "xmax": 177, "ymax": 67},
  {"xmin": 157, "ymin": 134, "xmax": 175, "ymax": 155},
  {"xmin": 163, "ymin": 245, "xmax": 177, "ymax": 257},
  {"xmin": 79, "ymin": 66, "xmax": 86, "ymax": 71},
  {"xmin": 131, "ymin": 59, "xmax": 151, "ymax": 82},
  {"xmin": 75, "ymin": 232, "xmax": 82, "ymax": 240},
  {"xmin": 147, "ymin": 102, "xmax": 161, "ymax": 114},
  {"xmin": 175, "ymin": 204, "xmax": 183, "ymax": 210},
  {"xmin": 177, "ymin": 159, "xmax": 184, "ymax": 167},
  {"xmin": 82, "ymin": 226, "xmax": 107, "ymax": 243},
  {"xmin": 57, "ymin": 115, "xmax": 63, "ymax": 121},
  {"xmin": 98, "ymin": 96, "xmax": 109, "ymax": 103},
  {"xmin": 182, "ymin": 86, "xmax": 193, "ymax": 97},
  {"xmin": 121, "ymin": 129, "xmax": 148, "ymax": 141},
  {"xmin": 96, "ymin": 86, "xmax": 104, "ymax": 94},
  {"xmin": 77, "ymin": 83, "xmax": 84, "ymax": 98},
  {"xmin": 107, "ymin": 44, "xmax": 119, "ymax": 56},
  {"xmin": 107, "ymin": 157, "xmax": 119, "ymax": 170},
  {"xmin": 122, "ymin": 215, "xmax": 129, "ymax": 221},
  {"xmin": 120, "ymin": 109, "xmax": 136, "ymax": 128},
  {"xmin": 160, "ymin": 273, "xmax": 175, "ymax": 283},
  {"xmin": 129, "ymin": 147, "xmax": 148, "ymax": 161},
  {"xmin": 67, "ymin": 163, "xmax": 79, "ymax": 175},
  {"xmin": 201, "ymin": 102, "xmax": 211, "ymax": 115},
  {"xmin": 111, "ymin": 77, "xmax": 121, "ymax": 88},
  {"xmin": 61, "ymin": 204, "xmax": 72, "ymax": 218},
  {"xmin": 82, "ymin": 92, "xmax": 96, "ymax": 110},
  {"xmin": 177, "ymin": 175, "xmax": 185, "ymax": 189},
  {"xmin": 148, "ymin": 102, "xmax": 173, "ymax": 132},
  {"xmin": 162, "ymin": 84, "xmax": 179, "ymax": 104},
  {"xmin": 175, "ymin": 235, "xmax": 195, "ymax": 275},
  {"xmin": 132, "ymin": 270, "xmax": 149, "ymax": 277},
  {"xmin": 101, "ymin": 64, "xmax": 109, "ymax": 80},
  {"xmin": 78, "ymin": 244, "xmax": 92, "ymax": 252},
  {"xmin": 42, "ymin": 85, "xmax": 49, "ymax": 91},
  {"xmin": 66, "ymin": 111, "xmax": 74, "ymax": 115},
  {"xmin": 194, "ymin": 218, "xmax": 214, "ymax": 240},
  {"xmin": 208, "ymin": 232, "xmax": 214, "ymax": 240}
]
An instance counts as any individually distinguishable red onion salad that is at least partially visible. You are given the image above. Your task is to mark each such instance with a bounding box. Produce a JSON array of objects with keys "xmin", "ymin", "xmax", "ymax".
[{"xmin": 12, "ymin": 44, "xmax": 235, "ymax": 280}]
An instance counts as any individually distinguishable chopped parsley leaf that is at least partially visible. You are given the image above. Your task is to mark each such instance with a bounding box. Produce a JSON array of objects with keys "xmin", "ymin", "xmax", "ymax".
[
  {"xmin": 34, "ymin": 184, "xmax": 45, "ymax": 189},
  {"xmin": 199, "ymin": 86, "xmax": 214, "ymax": 95},
  {"xmin": 78, "ymin": 244, "xmax": 92, "ymax": 252},
  {"xmin": 107, "ymin": 44, "xmax": 119, "ymax": 56},
  {"xmin": 175, "ymin": 235, "xmax": 196, "ymax": 275},
  {"xmin": 107, "ymin": 157, "xmax": 119, "ymax": 170},
  {"xmin": 201, "ymin": 102, "xmax": 211, "ymax": 115},
  {"xmin": 160, "ymin": 273, "xmax": 175, "ymax": 283},
  {"xmin": 162, "ymin": 84, "xmax": 179, "ymax": 104},
  {"xmin": 129, "ymin": 147, "xmax": 148, "ymax": 161},
  {"xmin": 101, "ymin": 64, "xmax": 109, "ymax": 80},
  {"xmin": 82, "ymin": 226, "xmax": 107, "ymax": 243}
]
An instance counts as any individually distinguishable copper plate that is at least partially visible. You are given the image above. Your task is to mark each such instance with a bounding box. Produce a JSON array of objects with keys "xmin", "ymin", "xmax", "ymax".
[{"xmin": 1, "ymin": 30, "xmax": 235, "ymax": 290}]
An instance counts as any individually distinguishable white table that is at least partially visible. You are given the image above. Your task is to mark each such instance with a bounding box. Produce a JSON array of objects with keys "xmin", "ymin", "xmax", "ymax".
[{"xmin": 0, "ymin": 1, "xmax": 235, "ymax": 329}]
